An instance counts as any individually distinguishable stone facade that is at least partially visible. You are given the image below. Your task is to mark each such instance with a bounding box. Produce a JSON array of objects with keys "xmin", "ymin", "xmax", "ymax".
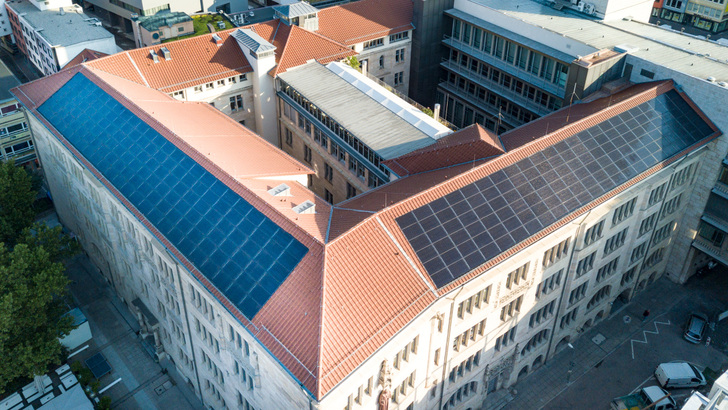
[{"xmin": 355, "ymin": 30, "xmax": 413, "ymax": 96}]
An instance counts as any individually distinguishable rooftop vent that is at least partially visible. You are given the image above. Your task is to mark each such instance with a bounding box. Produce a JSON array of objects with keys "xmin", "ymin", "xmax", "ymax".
[
  {"xmin": 150, "ymin": 50, "xmax": 159, "ymax": 63},
  {"xmin": 706, "ymin": 76, "xmax": 716, "ymax": 83},
  {"xmin": 614, "ymin": 44, "xmax": 639, "ymax": 54},
  {"xmin": 160, "ymin": 46, "xmax": 171, "ymax": 60},
  {"xmin": 212, "ymin": 33, "xmax": 223, "ymax": 46},
  {"xmin": 267, "ymin": 183, "xmax": 291, "ymax": 197},
  {"xmin": 292, "ymin": 200, "xmax": 316, "ymax": 214}
]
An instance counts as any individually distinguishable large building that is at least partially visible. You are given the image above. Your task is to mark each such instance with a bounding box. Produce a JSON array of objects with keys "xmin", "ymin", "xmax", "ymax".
[
  {"xmin": 0, "ymin": 58, "xmax": 34, "ymax": 166},
  {"xmin": 5, "ymin": 0, "xmax": 117, "ymax": 76},
  {"xmin": 15, "ymin": 38, "xmax": 725, "ymax": 408}
]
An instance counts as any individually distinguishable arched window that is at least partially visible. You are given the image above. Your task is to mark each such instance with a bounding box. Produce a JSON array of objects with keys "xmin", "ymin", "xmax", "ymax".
[{"xmin": 587, "ymin": 285, "xmax": 611, "ymax": 310}]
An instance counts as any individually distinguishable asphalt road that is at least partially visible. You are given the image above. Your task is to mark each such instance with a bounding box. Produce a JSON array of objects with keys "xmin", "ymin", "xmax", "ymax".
[{"xmin": 544, "ymin": 268, "xmax": 728, "ymax": 409}]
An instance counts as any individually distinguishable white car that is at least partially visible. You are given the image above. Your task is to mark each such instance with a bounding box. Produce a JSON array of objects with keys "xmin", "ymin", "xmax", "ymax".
[{"xmin": 655, "ymin": 362, "xmax": 707, "ymax": 389}]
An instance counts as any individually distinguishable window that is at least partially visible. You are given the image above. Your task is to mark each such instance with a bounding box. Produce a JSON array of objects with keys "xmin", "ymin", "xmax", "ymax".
[
  {"xmin": 379, "ymin": 55, "xmax": 384, "ymax": 68},
  {"xmin": 324, "ymin": 189, "xmax": 334, "ymax": 204},
  {"xmin": 575, "ymin": 252, "xmax": 596, "ymax": 277},
  {"xmin": 640, "ymin": 68, "xmax": 655, "ymax": 79},
  {"xmin": 660, "ymin": 193, "xmax": 683, "ymax": 220},
  {"xmin": 643, "ymin": 248, "xmax": 665, "ymax": 269},
  {"xmin": 452, "ymin": 319, "xmax": 486, "ymax": 351},
  {"xmin": 698, "ymin": 221, "xmax": 726, "ymax": 247},
  {"xmin": 529, "ymin": 300, "xmax": 555, "ymax": 328},
  {"xmin": 229, "ymin": 94, "xmax": 243, "ymax": 112},
  {"xmin": 500, "ymin": 295, "xmax": 523, "ymax": 321},
  {"xmin": 669, "ymin": 163, "xmax": 696, "ymax": 192},
  {"xmin": 630, "ymin": 242, "xmax": 647, "ymax": 263},
  {"xmin": 395, "ymin": 48, "xmax": 405, "ymax": 63},
  {"xmin": 324, "ymin": 163, "xmax": 333, "ymax": 182},
  {"xmin": 584, "ymin": 220, "xmax": 604, "ymax": 246},
  {"xmin": 303, "ymin": 145, "xmax": 312, "ymax": 164},
  {"xmin": 171, "ymin": 90, "xmax": 185, "ymax": 100},
  {"xmin": 389, "ymin": 31, "xmax": 409, "ymax": 43},
  {"xmin": 639, "ymin": 213, "xmax": 658, "ymax": 237},
  {"xmin": 535, "ymin": 269, "xmax": 562, "ymax": 299},
  {"xmin": 543, "ymin": 238, "xmax": 571, "ymax": 268},
  {"xmin": 194, "ymin": 85, "xmax": 203, "ymax": 93},
  {"xmin": 621, "ymin": 265, "xmax": 637, "ymax": 286},
  {"xmin": 239, "ymin": 74, "xmax": 247, "ymax": 82},
  {"xmin": 217, "ymin": 79, "xmax": 225, "ymax": 87},
  {"xmin": 521, "ymin": 329, "xmax": 549, "ymax": 356},
  {"xmin": 205, "ymin": 82, "xmax": 214, "ymax": 90},
  {"xmin": 506, "ymin": 263, "xmax": 529, "ymax": 289},
  {"xmin": 448, "ymin": 351, "xmax": 481, "ymax": 383},
  {"xmin": 568, "ymin": 282, "xmax": 588, "ymax": 306},
  {"xmin": 457, "ymin": 285, "xmax": 491, "ymax": 318},
  {"xmin": 394, "ymin": 72, "xmax": 404, "ymax": 86},
  {"xmin": 363, "ymin": 38, "xmax": 384, "ymax": 49},
  {"xmin": 604, "ymin": 228, "xmax": 628, "ymax": 256},
  {"xmin": 586, "ymin": 285, "xmax": 611, "ymax": 310},
  {"xmin": 612, "ymin": 198, "xmax": 637, "ymax": 226},
  {"xmin": 229, "ymin": 76, "xmax": 237, "ymax": 84},
  {"xmin": 494, "ymin": 326, "xmax": 517, "ymax": 351},
  {"xmin": 346, "ymin": 183, "xmax": 357, "ymax": 199},
  {"xmin": 393, "ymin": 336, "xmax": 419, "ymax": 368},
  {"xmin": 284, "ymin": 128, "xmax": 293, "ymax": 146},
  {"xmin": 596, "ymin": 257, "xmax": 619, "ymax": 282},
  {"xmin": 648, "ymin": 183, "xmax": 667, "ymax": 207},
  {"xmin": 560, "ymin": 307, "xmax": 578, "ymax": 329},
  {"xmin": 652, "ymin": 221, "xmax": 675, "ymax": 245}
]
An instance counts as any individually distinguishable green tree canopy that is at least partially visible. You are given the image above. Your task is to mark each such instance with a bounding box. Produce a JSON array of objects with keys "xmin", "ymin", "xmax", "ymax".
[
  {"xmin": 0, "ymin": 161, "xmax": 36, "ymax": 245},
  {"xmin": 0, "ymin": 162, "xmax": 77, "ymax": 394}
]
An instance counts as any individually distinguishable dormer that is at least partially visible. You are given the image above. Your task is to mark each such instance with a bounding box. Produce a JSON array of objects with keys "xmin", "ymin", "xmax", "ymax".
[{"xmin": 273, "ymin": 1, "xmax": 318, "ymax": 31}]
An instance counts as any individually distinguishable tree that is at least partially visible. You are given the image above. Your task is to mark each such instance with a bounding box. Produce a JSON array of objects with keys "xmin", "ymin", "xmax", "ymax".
[
  {"xmin": 0, "ymin": 160, "xmax": 36, "ymax": 245},
  {"xmin": 0, "ymin": 162, "xmax": 77, "ymax": 394},
  {"xmin": 345, "ymin": 56, "xmax": 361, "ymax": 72},
  {"xmin": 0, "ymin": 243, "xmax": 72, "ymax": 393}
]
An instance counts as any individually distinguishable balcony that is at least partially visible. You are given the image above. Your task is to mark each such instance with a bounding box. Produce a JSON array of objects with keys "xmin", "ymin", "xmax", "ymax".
[{"xmin": 438, "ymin": 81, "xmax": 521, "ymax": 129}]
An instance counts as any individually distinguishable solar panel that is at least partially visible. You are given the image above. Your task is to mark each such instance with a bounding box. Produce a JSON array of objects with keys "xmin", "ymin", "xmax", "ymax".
[
  {"xmin": 39, "ymin": 74, "xmax": 308, "ymax": 319},
  {"xmin": 397, "ymin": 90, "xmax": 714, "ymax": 288}
]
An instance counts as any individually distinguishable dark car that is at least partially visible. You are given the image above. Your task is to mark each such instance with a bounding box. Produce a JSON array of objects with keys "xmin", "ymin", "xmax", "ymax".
[{"xmin": 684, "ymin": 313, "xmax": 709, "ymax": 344}]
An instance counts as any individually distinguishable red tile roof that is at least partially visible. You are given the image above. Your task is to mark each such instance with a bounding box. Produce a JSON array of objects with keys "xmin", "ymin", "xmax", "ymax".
[
  {"xmin": 63, "ymin": 48, "xmax": 108, "ymax": 70},
  {"xmin": 383, "ymin": 124, "xmax": 504, "ymax": 176},
  {"xmin": 88, "ymin": 29, "xmax": 250, "ymax": 92},
  {"xmin": 16, "ymin": 52, "xmax": 722, "ymax": 405},
  {"xmin": 317, "ymin": 0, "xmax": 414, "ymax": 45}
]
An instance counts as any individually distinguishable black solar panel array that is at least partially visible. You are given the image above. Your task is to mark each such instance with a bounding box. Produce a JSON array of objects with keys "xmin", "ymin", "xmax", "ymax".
[{"xmin": 397, "ymin": 91, "xmax": 714, "ymax": 288}]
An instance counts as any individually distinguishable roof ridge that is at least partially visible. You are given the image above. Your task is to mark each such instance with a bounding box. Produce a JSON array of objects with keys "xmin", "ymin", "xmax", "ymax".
[
  {"xmin": 126, "ymin": 53, "xmax": 150, "ymax": 87},
  {"xmin": 82, "ymin": 66, "xmax": 323, "ymax": 246},
  {"xmin": 329, "ymin": 80, "xmax": 675, "ymax": 244}
]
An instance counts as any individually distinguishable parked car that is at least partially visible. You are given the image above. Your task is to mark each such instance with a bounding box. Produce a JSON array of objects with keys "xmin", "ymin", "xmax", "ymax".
[
  {"xmin": 684, "ymin": 313, "xmax": 709, "ymax": 344},
  {"xmin": 655, "ymin": 362, "xmax": 706, "ymax": 389}
]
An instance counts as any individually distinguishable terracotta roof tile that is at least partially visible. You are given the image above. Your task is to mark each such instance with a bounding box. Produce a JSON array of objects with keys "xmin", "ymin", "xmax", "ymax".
[
  {"xmin": 270, "ymin": 25, "xmax": 357, "ymax": 76},
  {"xmin": 87, "ymin": 29, "xmax": 251, "ymax": 92},
  {"xmin": 317, "ymin": 0, "xmax": 413, "ymax": 45},
  {"xmin": 63, "ymin": 48, "xmax": 108, "ymax": 70},
  {"xmin": 383, "ymin": 124, "xmax": 504, "ymax": 175}
]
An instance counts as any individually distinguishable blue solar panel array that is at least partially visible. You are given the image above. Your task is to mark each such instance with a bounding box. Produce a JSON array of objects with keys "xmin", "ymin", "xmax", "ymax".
[
  {"xmin": 397, "ymin": 90, "xmax": 714, "ymax": 288},
  {"xmin": 38, "ymin": 73, "xmax": 308, "ymax": 319}
]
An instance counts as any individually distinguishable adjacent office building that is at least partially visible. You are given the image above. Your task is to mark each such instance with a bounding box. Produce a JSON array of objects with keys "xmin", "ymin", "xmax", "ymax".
[
  {"xmin": 5, "ymin": 0, "xmax": 117, "ymax": 76},
  {"xmin": 0, "ymin": 59, "xmax": 33, "ymax": 165}
]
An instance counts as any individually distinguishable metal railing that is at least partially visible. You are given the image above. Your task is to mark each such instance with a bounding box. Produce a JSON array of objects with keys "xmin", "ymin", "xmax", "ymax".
[{"xmin": 360, "ymin": 70, "xmax": 459, "ymax": 131}]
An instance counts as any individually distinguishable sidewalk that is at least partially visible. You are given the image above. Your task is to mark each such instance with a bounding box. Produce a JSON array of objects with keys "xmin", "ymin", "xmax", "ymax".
[
  {"xmin": 65, "ymin": 254, "xmax": 203, "ymax": 410},
  {"xmin": 481, "ymin": 278, "xmax": 692, "ymax": 409}
]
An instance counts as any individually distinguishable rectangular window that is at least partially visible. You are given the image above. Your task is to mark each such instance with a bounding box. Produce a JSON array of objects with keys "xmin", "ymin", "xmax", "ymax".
[
  {"xmin": 648, "ymin": 183, "xmax": 667, "ymax": 207},
  {"xmin": 612, "ymin": 197, "xmax": 637, "ymax": 226},
  {"xmin": 698, "ymin": 221, "xmax": 726, "ymax": 247},
  {"xmin": 596, "ymin": 257, "xmax": 620, "ymax": 282},
  {"xmin": 639, "ymin": 213, "xmax": 658, "ymax": 237},
  {"xmin": 395, "ymin": 48, "xmax": 405, "ymax": 63},
  {"xmin": 494, "ymin": 325, "xmax": 517, "ymax": 351},
  {"xmin": 324, "ymin": 163, "xmax": 333, "ymax": 182},
  {"xmin": 500, "ymin": 295, "xmax": 523, "ymax": 321},
  {"xmin": 652, "ymin": 221, "xmax": 675, "ymax": 245},
  {"xmin": 363, "ymin": 38, "xmax": 384, "ymax": 50},
  {"xmin": 660, "ymin": 193, "xmax": 683, "ymax": 220},
  {"xmin": 506, "ymin": 262, "xmax": 529, "ymax": 289},
  {"xmin": 529, "ymin": 300, "xmax": 555, "ymax": 328},
  {"xmin": 394, "ymin": 72, "xmax": 404, "ymax": 86},
  {"xmin": 324, "ymin": 189, "xmax": 334, "ymax": 204},
  {"xmin": 285, "ymin": 128, "xmax": 293, "ymax": 146},
  {"xmin": 346, "ymin": 182, "xmax": 357, "ymax": 199},
  {"xmin": 575, "ymin": 252, "xmax": 596, "ymax": 277},
  {"xmin": 584, "ymin": 220, "xmax": 604, "ymax": 246},
  {"xmin": 543, "ymin": 237, "xmax": 571, "ymax": 268},
  {"xmin": 604, "ymin": 227, "xmax": 629, "ymax": 256},
  {"xmin": 535, "ymin": 269, "xmax": 562, "ymax": 299},
  {"xmin": 669, "ymin": 163, "xmax": 696, "ymax": 192},
  {"xmin": 560, "ymin": 307, "xmax": 578, "ymax": 329},
  {"xmin": 303, "ymin": 145, "xmax": 312, "ymax": 164},
  {"xmin": 389, "ymin": 31, "xmax": 409, "ymax": 43},
  {"xmin": 229, "ymin": 94, "xmax": 243, "ymax": 112},
  {"xmin": 568, "ymin": 282, "xmax": 588, "ymax": 306},
  {"xmin": 621, "ymin": 266, "xmax": 637, "ymax": 286}
]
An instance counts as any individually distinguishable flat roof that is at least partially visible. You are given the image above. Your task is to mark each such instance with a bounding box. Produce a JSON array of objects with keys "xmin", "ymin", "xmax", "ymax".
[
  {"xmin": 278, "ymin": 62, "xmax": 451, "ymax": 160},
  {"xmin": 0, "ymin": 59, "xmax": 21, "ymax": 101},
  {"xmin": 7, "ymin": 1, "xmax": 113, "ymax": 47},
  {"xmin": 464, "ymin": 0, "xmax": 728, "ymax": 82}
]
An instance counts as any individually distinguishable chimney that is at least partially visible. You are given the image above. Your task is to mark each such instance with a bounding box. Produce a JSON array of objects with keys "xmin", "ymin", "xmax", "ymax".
[
  {"xmin": 361, "ymin": 59, "xmax": 368, "ymax": 76},
  {"xmin": 150, "ymin": 50, "xmax": 159, "ymax": 63},
  {"xmin": 433, "ymin": 103, "xmax": 441, "ymax": 120},
  {"xmin": 160, "ymin": 46, "xmax": 171, "ymax": 60},
  {"xmin": 212, "ymin": 34, "xmax": 223, "ymax": 46}
]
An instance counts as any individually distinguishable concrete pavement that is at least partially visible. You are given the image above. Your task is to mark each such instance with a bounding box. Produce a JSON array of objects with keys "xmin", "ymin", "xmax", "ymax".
[
  {"xmin": 482, "ymin": 268, "xmax": 728, "ymax": 410},
  {"xmin": 64, "ymin": 254, "xmax": 203, "ymax": 410}
]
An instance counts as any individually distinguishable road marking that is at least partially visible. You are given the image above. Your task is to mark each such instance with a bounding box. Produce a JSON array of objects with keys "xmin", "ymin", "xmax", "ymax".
[
  {"xmin": 631, "ymin": 320, "xmax": 671, "ymax": 359},
  {"xmin": 630, "ymin": 374, "xmax": 656, "ymax": 394}
]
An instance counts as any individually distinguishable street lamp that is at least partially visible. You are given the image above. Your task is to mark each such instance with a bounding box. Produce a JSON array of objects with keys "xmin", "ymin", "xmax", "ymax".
[{"xmin": 566, "ymin": 343, "xmax": 575, "ymax": 384}]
